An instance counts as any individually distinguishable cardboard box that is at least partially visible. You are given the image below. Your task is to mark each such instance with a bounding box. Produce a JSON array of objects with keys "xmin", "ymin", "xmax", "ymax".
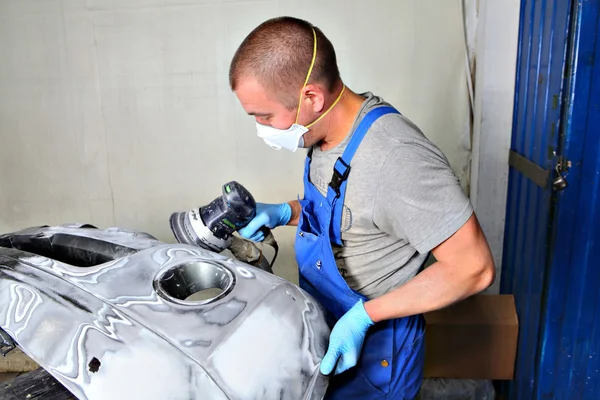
[{"xmin": 423, "ymin": 294, "xmax": 518, "ymax": 380}]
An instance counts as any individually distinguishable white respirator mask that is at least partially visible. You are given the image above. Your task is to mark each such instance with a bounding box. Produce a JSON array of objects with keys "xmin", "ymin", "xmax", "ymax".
[
  {"xmin": 256, "ymin": 123, "xmax": 309, "ymax": 152},
  {"xmin": 255, "ymin": 27, "xmax": 345, "ymax": 153}
]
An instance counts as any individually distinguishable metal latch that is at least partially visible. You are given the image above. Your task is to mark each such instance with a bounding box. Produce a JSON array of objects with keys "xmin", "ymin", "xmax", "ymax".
[
  {"xmin": 508, "ymin": 150, "xmax": 571, "ymax": 192},
  {"xmin": 552, "ymin": 156, "xmax": 571, "ymax": 191}
]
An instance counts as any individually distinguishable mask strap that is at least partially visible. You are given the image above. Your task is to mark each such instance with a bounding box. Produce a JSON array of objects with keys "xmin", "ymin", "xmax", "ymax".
[
  {"xmin": 294, "ymin": 28, "xmax": 346, "ymax": 129},
  {"xmin": 305, "ymin": 85, "xmax": 345, "ymax": 129},
  {"xmin": 295, "ymin": 28, "xmax": 318, "ymax": 124}
]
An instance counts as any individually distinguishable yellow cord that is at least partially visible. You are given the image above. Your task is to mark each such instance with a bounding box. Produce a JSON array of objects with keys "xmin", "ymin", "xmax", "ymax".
[
  {"xmin": 295, "ymin": 28, "xmax": 318, "ymax": 123},
  {"xmin": 294, "ymin": 28, "xmax": 345, "ymax": 128},
  {"xmin": 305, "ymin": 85, "xmax": 346, "ymax": 128},
  {"xmin": 303, "ymin": 28, "xmax": 318, "ymax": 87}
]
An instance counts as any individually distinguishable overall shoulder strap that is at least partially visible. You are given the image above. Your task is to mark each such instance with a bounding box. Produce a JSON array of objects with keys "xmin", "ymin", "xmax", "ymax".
[
  {"xmin": 326, "ymin": 106, "xmax": 400, "ymax": 245},
  {"xmin": 326, "ymin": 106, "xmax": 400, "ymax": 202}
]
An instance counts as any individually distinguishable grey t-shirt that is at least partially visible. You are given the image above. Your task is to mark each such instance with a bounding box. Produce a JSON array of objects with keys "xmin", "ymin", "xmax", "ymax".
[{"xmin": 308, "ymin": 92, "xmax": 473, "ymax": 299}]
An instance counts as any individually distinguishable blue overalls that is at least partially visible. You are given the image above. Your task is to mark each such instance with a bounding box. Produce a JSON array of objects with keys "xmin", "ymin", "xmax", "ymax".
[{"xmin": 294, "ymin": 107, "xmax": 426, "ymax": 400}]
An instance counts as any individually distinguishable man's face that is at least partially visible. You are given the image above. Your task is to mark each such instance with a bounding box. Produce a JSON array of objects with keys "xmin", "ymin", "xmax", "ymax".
[{"xmin": 234, "ymin": 77, "xmax": 298, "ymax": 129}]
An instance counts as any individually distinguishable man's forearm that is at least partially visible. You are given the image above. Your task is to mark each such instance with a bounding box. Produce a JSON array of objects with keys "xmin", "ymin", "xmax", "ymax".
[
  {"xmin": 286, "ymin": 200, "xmax": 301, "ymax": 226},
  {"xmin": 363, "ymin": 213, "xmax": 495, "ymax": 323},
  {"xmin": 363, "ymin": 259, "xmax": 494, "ymax": 323}
]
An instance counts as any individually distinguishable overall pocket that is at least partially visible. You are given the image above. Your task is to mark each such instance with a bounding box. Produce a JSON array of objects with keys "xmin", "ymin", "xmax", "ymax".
[
  {"xmin": 295, "ymin": 199, "xmax": 326, "ymax": 293},
  {"xmin": 356, "ymin": 319, "xmax": 395, "ymax": 395},
  {"xmin": 298, "ymin": 198, "xmax": 325, "ymax": 237},
  {"xmin": 394, "ymin": 316, "xmax": 426, "ymax": 399}
]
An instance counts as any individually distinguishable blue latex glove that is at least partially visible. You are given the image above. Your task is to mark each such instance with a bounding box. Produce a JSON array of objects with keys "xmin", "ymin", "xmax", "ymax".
[
  {"xmin": 320, "ymin": 300, "xmax": 375, "ymax": 375},
  {"xmin": 238, "ymin": 202, "xmax": 292, "ymax": 242}
]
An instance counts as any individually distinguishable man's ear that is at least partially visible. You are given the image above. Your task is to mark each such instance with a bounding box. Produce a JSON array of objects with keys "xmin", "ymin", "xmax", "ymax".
[{"xmin": 303, "ymin": 84, "xmax": 326, "ymax": 113}]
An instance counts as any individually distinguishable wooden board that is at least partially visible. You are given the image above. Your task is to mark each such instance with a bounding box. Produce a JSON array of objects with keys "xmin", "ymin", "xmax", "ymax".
[
  {"xmin": 0, "ymin": 373, "xmax": 21, "ymax": 383},
  {"xmin": 0, "ymin": 368, "xmax": 75, "ymax": 400}
]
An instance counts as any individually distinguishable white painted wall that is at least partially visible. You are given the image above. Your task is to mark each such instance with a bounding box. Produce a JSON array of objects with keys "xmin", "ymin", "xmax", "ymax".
[
  {"xmin": 470, "ymin": 0, "xmax": 521, "ymax": 293},
  {"xmin": 0, "ymin": 0, "xmax": 471, "ymax": 280}
]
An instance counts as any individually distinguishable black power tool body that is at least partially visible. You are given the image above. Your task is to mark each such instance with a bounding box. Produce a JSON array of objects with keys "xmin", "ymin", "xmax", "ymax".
[{"xmin": 169, "ymin": 181, "xmax": 278, "ymax": 271}]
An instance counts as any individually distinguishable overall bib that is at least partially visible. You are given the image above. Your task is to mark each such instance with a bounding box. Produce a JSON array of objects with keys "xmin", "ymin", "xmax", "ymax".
[{"xmin": 294, "ymin": 107, "xmax": 426, "ymax": 400}]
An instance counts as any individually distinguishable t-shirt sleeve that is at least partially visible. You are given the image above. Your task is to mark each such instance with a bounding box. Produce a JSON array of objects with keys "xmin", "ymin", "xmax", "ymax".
[{"xmin": 373, "ymin": 142, "xmax": 473, "ymax": 254}]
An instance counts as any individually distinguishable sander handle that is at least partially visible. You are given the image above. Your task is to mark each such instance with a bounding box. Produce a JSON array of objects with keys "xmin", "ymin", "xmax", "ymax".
[{"xmin": 259, "ymin": 227, "xmax": 279, "ymax": 268}]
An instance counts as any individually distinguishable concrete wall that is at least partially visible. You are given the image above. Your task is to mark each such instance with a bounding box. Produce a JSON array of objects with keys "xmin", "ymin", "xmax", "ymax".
[
  {"xmin": 0, "ymin": 0, "xmax": 471, "ymax": 279},
  {"xmin": 470, "ymin": 0, "xmax": 521, "ymax": 293}
]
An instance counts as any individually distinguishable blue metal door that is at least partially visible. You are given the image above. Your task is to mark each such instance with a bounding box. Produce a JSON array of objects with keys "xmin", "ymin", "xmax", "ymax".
[{"xmin": 502, "ymin": 0, "xmax": 600, "ymax": 399}]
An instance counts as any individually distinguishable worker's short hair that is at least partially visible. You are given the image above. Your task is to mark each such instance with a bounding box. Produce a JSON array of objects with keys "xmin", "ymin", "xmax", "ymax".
[{"xmin": 229, "ymin": 16, "xmax": 341, "ymax": 110}]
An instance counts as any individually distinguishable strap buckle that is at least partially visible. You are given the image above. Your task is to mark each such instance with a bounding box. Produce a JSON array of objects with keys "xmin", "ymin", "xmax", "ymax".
[{"xmin": 329, "ymin": 157, "xmax": 351, "ymax": 196}]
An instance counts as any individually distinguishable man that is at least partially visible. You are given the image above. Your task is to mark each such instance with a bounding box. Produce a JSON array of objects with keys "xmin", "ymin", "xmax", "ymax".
[{"xmin": 229, "ymin": 16, "xmax": 495, "ymax": 400}]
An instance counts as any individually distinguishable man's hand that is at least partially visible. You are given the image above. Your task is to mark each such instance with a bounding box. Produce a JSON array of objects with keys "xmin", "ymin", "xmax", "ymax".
[
  {"xmin": 238, "ymin": 202, "xmax": 292, "ymax": 241},
  {"xmin": 320, "ymin": 300, "xmax": 374, "ymax": 375}
]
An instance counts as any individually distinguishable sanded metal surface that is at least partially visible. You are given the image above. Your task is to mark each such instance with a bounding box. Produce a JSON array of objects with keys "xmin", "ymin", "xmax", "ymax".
[{"xmin": 0, "ymin": 224, "xmax": 330, "ymax": 400}]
